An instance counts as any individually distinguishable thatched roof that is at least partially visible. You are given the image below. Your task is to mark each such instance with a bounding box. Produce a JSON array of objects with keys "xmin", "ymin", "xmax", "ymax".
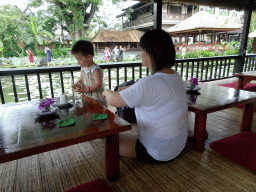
[
  {"xmin": 166, "ymin": 11, "xmax": 242, "ymax": 34},
  {"xmin": 92, "ymin": 30, "xmax": 145, "ymax": 43},
  {"xmin": 249, "ymin": 30, "xmax": 256, "ymax": 38}
]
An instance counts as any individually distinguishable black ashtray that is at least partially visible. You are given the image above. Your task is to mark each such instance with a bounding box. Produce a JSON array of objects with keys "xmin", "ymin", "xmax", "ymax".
[
  {"xmin": 55, "ymin": 103, "xmax": 74, "ymax": 109},
  {"xmin": 35, "ymin": 112, "xmax": 60, "ymax": 123},
  {"xmin": 186, "ymin": 90, "xmax": 201, "ymax": 95}
]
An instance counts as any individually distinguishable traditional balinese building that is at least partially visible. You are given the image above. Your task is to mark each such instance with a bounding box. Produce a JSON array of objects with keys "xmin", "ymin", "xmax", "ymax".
[
  {"xmin": 117, "ymin": 2, "xmax": 243, "ymax": 53},
  {"xmin": 116, "ymin": 2, "xmax": 197, "ymax": 31},
  {"xmin": 166, "ymin": 11, "xmax": 242, "ymax": 52},
  {"xmin": 92, "ymin": 30, "xmax": 145, "ymax": 52}
]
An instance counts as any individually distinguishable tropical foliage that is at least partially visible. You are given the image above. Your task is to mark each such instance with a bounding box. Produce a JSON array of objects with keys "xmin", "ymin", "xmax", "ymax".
[
  {"xmin": 28, "ymin": 0, "xmax": 102, "ymax": 40},
  {"xmin": 0, "ymin": 5, "xmax": 29, "ymax": 57}
]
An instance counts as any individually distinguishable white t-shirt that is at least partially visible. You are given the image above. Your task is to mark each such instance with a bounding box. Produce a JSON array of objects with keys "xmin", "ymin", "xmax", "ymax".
[{"xmin": 120, "ymin": 72, "xmax": 188, "ymax": 161}]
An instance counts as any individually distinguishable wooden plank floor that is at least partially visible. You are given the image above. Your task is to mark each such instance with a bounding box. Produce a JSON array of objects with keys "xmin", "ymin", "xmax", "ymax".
[{"xmin": 1, "ymin": 78, "xmax": 256, "ymax": 192}]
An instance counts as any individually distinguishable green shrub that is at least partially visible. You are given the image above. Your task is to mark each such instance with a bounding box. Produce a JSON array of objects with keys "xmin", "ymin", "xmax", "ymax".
[
  {"xmin": 186, "ymin": 51, "xmax": 201, "ymax": 58},
  {"xmin": 175, "ymin": 53, "xmax": 182, "ymax": 59},
  {"xmin": 35, "ymin": 49, "xmax": 45, "ymax": 57},
  {"xmin": 201, "ymin": 50, "xmax": 211, "ymax": 57},
  {"xmin": 54, "ymin": 42, "xmax": 61, "ymax": 49},
  {"xmin": 225, "ymin": 49, "xmax": 236, "ymax": 55}
]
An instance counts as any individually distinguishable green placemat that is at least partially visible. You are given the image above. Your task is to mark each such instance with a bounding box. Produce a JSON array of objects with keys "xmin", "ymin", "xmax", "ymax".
[
  {"xmin": 92, "ymin": 114, "xmax": 108, "ymax": 120},
  {"xmin": 58, "ymin": 118, "xmax": 76, "ymax": 127}
]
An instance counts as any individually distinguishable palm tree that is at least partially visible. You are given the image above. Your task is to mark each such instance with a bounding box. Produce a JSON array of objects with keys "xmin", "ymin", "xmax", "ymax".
[{"xmin": 25, "ymin": 16, "xmax": 54, "ymax": 50}]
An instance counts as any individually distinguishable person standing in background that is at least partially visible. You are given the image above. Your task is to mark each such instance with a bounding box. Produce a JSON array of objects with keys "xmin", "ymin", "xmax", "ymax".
[
  {"xmin": 182, "ymin": 46, "xmax": 186, "ymax": 59},
  {"xmin": 45, "ymin": 47, "xmax": 54, "ymax": 66},
  {"xmin": 105, "ymin": 47, "xmax": 110, "ymax": 62},
  {"xmin": 26, "ymin": 48, "xmax": 34, "ymax": 67},
  {"xmin": 113, "ymin": 46, "xmax": 119, "ymax": 62},
  {"xmin": 119, "ymin": 46, "xmax": 125, "ymax": 61}
]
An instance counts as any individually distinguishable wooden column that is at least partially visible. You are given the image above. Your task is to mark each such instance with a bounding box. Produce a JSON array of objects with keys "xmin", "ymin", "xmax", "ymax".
[
  {"xmin": 234, "ymin": 0, "xmax": 254, "ymax": 73},
  {"xmin": 153, "ymin": 0, "xmax": 162, "ymax": 29},
  {"xmin": 199, "ymin": 31, "xmax": 201, "ymax": 43}
]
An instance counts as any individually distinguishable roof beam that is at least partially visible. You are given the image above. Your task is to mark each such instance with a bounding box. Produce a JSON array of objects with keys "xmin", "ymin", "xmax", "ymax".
[{"xmin": 171, "ymin": 0, "xmax": 250, "ymax": 11}]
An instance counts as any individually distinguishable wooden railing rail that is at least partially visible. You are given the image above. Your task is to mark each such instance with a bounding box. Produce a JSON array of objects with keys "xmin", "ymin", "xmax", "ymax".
[{"xmin": 1, "ymin": 55, "xmax": 256, "ymax": 104}]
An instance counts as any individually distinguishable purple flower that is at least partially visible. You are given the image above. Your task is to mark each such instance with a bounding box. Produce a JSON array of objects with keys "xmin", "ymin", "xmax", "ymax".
[
  {"xmin": 38, "ymin": 97, "xmax": 55, "ymax": 111},
  {"xmin": 191, "ymin": 78, "xmax": 198, "ymax": 86},
  {"xmin": 46, "ymin": 98, "xmax": 55, "ymax": 104},
  {"xmin": 39, "ymin": 104, "xmax": 46, "ymax": 110}
]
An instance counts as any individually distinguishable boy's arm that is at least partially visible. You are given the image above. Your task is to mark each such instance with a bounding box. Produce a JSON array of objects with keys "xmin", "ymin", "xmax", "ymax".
[
  {"xmin": 76, "ymin": 68, "xmax": 103, "ymax": 93},
  {"xmin": 76, "ymin": 68, "xmax": 83, "ymax": 84},
  {"xmin": 91, "ymin": 68, "xmax": 103, "ymax": 91},
  {"xmin": 102, "ymin": 89, "xmax": 127, "ymax": 107},
  {"xmin": 72, "ymin": 69, "xmax": 83, "ymax": 90}
]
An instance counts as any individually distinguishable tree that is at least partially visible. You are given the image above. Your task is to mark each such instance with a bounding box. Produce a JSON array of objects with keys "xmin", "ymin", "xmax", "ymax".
[
  {"xmin": 28, "ymin": 0, "xmax": 102, "ymax": 40},
  {"xmin": 27, "ymin": 15, "xmax": 54, "ymax": 49},
  {"xmin": 0, "ymin": 5, "xmax": 29, "ymax": 57}
]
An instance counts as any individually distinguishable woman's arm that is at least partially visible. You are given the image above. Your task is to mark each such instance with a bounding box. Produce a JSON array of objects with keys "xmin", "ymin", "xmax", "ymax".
[
  {"xmin": 102, "ymin": 89, "xmax": 127, "ymax": 107},
  {"xmin": 117, "ymin": 86, "xmax": 130, "ymax": 92}
]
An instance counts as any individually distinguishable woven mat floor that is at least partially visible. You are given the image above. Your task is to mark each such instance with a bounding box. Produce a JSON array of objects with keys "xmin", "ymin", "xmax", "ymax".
[{"xmin": 1, "ymin": 106, "xmax": 256, "ymax": 192}]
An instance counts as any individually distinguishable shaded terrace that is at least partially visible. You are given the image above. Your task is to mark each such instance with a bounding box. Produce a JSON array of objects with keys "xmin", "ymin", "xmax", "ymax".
[
  {"xmin": 1, "ymin": 77, "xmax": 256, "ymax": 191},
  {"xmin": 1, "ymin": 0, "xmax": 256, "ymax": 191}
]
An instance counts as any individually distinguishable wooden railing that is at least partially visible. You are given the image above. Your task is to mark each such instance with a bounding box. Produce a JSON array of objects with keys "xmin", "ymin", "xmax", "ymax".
[
  {"xmin": 123, "ymin": 13, "xmax": 192, "ymax": 29},
  {"xmin": 0, "ymin": 54, "xmax": 255, "ymax": 104}
]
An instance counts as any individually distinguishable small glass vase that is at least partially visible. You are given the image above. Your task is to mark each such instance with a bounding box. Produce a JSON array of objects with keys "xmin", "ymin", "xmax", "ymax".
[
  {"xmin": 190, "ymin": 82, "xmax": 196, "ymax": 90},
  {"xmin": 44, "ymin": 105, "xmax": 51, "ymax": 112}
]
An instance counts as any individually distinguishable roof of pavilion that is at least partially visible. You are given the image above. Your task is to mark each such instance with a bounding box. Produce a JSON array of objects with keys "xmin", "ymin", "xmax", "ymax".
[
  {"xmin": 92, "ymin": 30, "xmax": 145, "ymax": 43},
  {"xmin": 166, "ymin": 11, "xmax": 242, "ymax": 35}
]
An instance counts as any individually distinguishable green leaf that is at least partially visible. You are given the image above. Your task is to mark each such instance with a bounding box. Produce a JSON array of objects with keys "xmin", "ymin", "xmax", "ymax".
[
  {"xmin": 41, "ymin": 30, "xmax": 54, "ymax": 40},
  {"xmin": 35, "ymin": 35, "xmax": 43, "ymax": 45},
  {"xmin": 31, "ymin": 16, "xmax": 38, "ymax": 35},
  {"xmin": 24, "ymin": 37, "xmax": 34, "ymax": 45},
  {"xmin": 0, "ymin": 41, "xmax": 3, "ymax": 52}
]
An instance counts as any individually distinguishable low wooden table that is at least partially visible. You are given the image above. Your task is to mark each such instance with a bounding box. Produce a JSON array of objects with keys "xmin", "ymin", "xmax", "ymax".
[
  {"xmin": 187, "ymin": 83, "xmax": 256, "ymax": 152},
  {"xmin": 0, "ymin": 96, "xmax": 131, "ymax": 182},
  {"xmin": 234, "ymin": 71, "xmax": 256, "ymax": 89}
]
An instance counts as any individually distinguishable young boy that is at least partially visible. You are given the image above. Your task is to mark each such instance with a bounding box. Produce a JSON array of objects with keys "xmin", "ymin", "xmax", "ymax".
[{"xmin": 71, "ymin": 40, "xmax": 107, "ymax": 107}]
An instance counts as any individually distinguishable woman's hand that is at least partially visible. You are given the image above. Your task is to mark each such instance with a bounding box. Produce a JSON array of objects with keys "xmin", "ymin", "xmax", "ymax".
[
  {"xmin": 117, "ymin": 86, "xmax": 130, "ymax": 92},
  {"xmin": 102, "ymin": 89, "xmax": 127, "ymax": 107},
  {"xmin": 102, "ymin": 89, "xmax": 111, "ymax": 100}
]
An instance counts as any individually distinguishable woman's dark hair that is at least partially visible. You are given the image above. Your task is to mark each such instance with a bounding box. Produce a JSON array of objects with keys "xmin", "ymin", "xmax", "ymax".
[
  {"xmin": 71, "ymin": 40, "xmax": 94, "ymax": 56},
  {"xmin": 140, "ymin": 29, "xmax": 176, "ymax": 73}
]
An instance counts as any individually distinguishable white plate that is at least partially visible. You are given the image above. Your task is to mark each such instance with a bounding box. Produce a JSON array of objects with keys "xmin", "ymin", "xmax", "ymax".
[{"xmin": 185, "ymin": 86, "xmax": 201, "ymax": 91}]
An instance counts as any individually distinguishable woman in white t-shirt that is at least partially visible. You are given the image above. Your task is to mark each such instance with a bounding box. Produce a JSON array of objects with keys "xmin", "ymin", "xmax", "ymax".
[{"xmin": 102, "ymin": 29, "xmax": 188, "ymax": 164}]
